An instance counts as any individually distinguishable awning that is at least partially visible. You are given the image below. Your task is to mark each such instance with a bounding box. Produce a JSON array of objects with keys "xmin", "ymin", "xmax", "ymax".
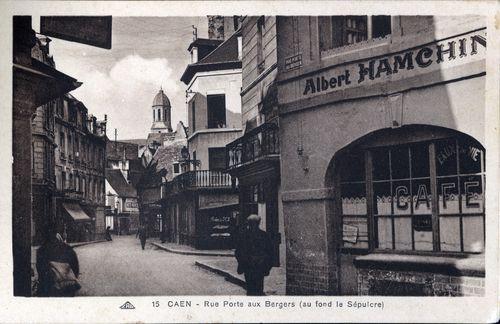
[{"xmin": 62, "ymin": 203, "xmax": 91, "ymax": 222}]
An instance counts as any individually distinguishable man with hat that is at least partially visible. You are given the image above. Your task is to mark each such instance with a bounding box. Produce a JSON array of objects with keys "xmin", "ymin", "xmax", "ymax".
[{"xmin": 235, "ymin": 214, "xmax": 274, "ymax": 296}]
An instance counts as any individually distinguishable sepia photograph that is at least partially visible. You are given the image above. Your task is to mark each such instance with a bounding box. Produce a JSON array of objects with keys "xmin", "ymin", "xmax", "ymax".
[{"xmin": 3, "ymin": 1, "xmax": 499, "ymax": 322}]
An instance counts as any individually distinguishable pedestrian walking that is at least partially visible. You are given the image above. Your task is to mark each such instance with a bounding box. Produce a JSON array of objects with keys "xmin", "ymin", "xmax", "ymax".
[
  {"xmin": 235, "ymin": 214, "xmax": 274, "ymax": 296},
  {"xmin": 138, "ymin": 225, "xmax": 148, "ymax": 250},
  {"xmin": 105, "ymin": 226, "xmax": 113, "ymax": 241},
  {"xmin": 36, "ymin": 232, "xmax": 81, "ymax": 297}
]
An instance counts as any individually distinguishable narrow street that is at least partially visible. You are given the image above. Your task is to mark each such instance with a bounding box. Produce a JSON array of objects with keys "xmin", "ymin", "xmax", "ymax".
[{"xmin": 75, "ymin": 236, "xmax": 245, "ymax": 296}]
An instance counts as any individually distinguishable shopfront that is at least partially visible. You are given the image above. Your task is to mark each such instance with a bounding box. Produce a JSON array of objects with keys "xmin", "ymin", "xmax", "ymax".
[
  {"xmin": 276, "ymin": 16, "xmax": 488, "ymax": 296},
  {"xmin": 331, "ymin": 126, "xmax": 485, "ymax": 295}
]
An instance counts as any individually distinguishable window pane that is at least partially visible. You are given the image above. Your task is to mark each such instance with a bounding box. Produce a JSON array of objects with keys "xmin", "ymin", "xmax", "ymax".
[
  {"xmin": 391, "ymin": 147, "xmax": 410, "ymax": 179},
  {"xmin": 411, "ymin": 142, "xmax": 430, "ymax": 178},
  {"xmin": 207, "ymin": 94, "xmax": 226, "ymax": 128},
  {"xmin": 439, "ymin": 216, "xmax": 461, "ymax": 252},
  {"xmin": 438, "ymin": 177, "xmax": 459, "ymax": 214},
  {"xmin": 459, "ymin": 138, "xmax": 483, "ymax": 174},
  {"xmin": 412, "ymin": 178, "xmax": 432, "ymax": 215},
  {"xmin": 208, "ymin": 148, "xmax": 226, "ymax": 171},
  {"xmin": 372, "ymin": 148, "xmax": 390, "ymax": 180},
  {"xmin": 436, "ymin": 139, "xmax": 458, "ymax": 176},
  {"xmin": 394, "ymin": 217, "xmax": 412, "ymax": 250},
  {"xmin": 376, "ymin": 217, "xmax": 392, "ymax": 249},
  {"xmin": 372, "ymin": 16, "xmax": 391, "ymax": 39},
  {"xmin": 339, "ymin": 151, "xmax": 365, "ymax": 182},
  {"xmin": 373, "ymin": 181, "xmax": 391, "ymax": 215},
  {"xmin": 463, "ymin": 216, "xmax": 484, "ymax": 253},
  {"xmin": 393, "ymin": 180, "xmax": 411, "ymax": 215},
  {"xmin": 341, "ymin": 183, "xmax": 366, "ymax": 215},
  {"xmin": 460, "ymin": 175, "xmax": 484, "ymax": 214},
  {"xmin": 413, "ymin": 226, "xmax": 433, "ymax": 251}
]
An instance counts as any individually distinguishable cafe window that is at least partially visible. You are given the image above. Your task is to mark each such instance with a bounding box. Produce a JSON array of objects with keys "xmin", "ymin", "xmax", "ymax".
[
  {"xmin": 338, "ymin": 134, "xmax": 485, "ymax": 253},
  {"xmin": 319, "ymin": 15, "xmax": 391, "ymax": 51},
  {"xmin": 207, "ymin": 94, "xmax": 226, "ymax": 129}
]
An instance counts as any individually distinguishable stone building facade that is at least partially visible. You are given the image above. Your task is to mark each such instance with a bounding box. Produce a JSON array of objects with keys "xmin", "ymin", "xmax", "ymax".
[
  {"xmin": 53, "ymin": 94, "xmax": 107, "ymax": 242},
  {"xmin": 30, "ymin": 34, "xmax": 108, "ymax": 244},
  {"xmin": 275, "ymin": 16, "xmax": 487, "ymax": 296},
  {"xmin": 30, "ymin": 36, "xmax": 58, "ymax": 245},
  {"xmin": 226, "ymin": 16, "xmax": 285, "ymax": 266}
]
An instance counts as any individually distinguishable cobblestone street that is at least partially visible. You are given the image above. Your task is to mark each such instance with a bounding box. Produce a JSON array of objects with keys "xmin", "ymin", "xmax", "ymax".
[{"xmin": 75, "ymin": 236, "xmax": 245, "ymax": 296}]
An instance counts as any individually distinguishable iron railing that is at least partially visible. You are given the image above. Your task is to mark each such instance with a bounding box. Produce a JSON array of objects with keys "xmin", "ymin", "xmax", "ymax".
[
  {"xmin": 164, "ymin": 170, "xmax": 236, "ymax": 195},
  {"xmin": 226, "ymin": 122, "xmax": 279, "ymax": 169}
]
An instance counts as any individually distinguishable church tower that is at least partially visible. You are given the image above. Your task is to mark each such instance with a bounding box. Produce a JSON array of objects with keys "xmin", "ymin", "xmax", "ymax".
[{"xmin": 150, "ymin": 88, "xmax": 172, "ymax": 133}]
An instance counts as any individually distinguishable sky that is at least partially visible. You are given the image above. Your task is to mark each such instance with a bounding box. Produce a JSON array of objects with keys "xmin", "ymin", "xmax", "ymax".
[{"xmin": 35, "ymin": 17, "xmax": 208, "ymax": 140}]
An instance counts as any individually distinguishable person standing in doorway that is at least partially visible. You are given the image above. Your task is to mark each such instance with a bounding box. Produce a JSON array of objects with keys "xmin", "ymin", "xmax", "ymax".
[
  {"xmin": 235, "ymin": 214, "xmax": 273, "ymax": 296},
  {"xmin": 139, "ymin": 224, "xmax": 147, "ymax": 250}
]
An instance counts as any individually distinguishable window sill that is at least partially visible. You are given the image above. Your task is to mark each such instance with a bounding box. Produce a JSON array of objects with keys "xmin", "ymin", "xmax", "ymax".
[{"xmin": 353, "ymin": 252, "xmax": 484, "ymax": 277}]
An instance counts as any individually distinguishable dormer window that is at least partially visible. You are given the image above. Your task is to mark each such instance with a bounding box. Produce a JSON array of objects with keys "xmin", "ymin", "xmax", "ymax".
[
  {"xmin": 319, "ymin": 16, "xmax": 391, "ymax": 51},
  {"xmin": 191, "ymin": 47, "xmax": 198, "ymax": 63}
]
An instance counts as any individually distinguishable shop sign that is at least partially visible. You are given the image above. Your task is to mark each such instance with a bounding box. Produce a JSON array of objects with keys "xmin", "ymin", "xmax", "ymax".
[
  {"xmin": 342, "ymin": 224, "xmax": 358, "ymax": 243},
  {"xmin": 284, "ymin": 53, "xmax": 303, "ymax": 71},
  {"xmin": 300, "ymin": 29, "xmax": 486, "ymax": 98},
  {"xmin": 40, "ymin": 16, "xmax": 112, "ymax": 49}
]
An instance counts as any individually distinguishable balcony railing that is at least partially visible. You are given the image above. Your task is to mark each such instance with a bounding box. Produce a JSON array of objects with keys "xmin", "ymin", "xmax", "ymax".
[
  {"xmin": 226, "ymin": 122, "xmax": 279, "ymax": 169},
  {"xmin": 164, "ymin": 170, "xmax": 236, "ymax": 195}
]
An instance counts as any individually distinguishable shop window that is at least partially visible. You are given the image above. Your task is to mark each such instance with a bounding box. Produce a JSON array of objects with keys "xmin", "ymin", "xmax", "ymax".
[
  {"xmin": 338, "ymin": 135, "xmax": 485, "ymax": 254},
  {"xmin": 319, "ymin": 15, "xmax": 391, "ymax": 51},
  {"xmin": 207, "ymin": 94, "xmax": 226, "ymax": 128},
  {"xmin": 208, "ymin": 147, "xmax": 227, "ymax": 171}
]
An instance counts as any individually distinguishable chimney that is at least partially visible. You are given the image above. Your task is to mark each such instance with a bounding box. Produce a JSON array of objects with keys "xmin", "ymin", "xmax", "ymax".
[{"xmin": 208, "ymin": 16, "xmax": 225, "ymax": 40}]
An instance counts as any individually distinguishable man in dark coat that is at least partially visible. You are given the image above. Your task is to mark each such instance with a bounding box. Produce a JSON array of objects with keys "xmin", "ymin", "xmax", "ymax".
[
  {"xmin": 105, "ymin": 226, "xmax": 113, "ymax": 241},
  {"xmin": 139, "ymin": 225, "xmax": 147, "ymax": 250},
  {"xmin": 36, "ymin": 232, "xmax": 80, "ymax": 297},
  {"xmin": 235, "ymin": 214, "xmax": 274, "ymax": 296}
]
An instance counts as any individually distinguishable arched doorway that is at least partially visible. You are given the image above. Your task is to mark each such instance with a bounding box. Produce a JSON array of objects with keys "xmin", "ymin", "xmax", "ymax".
[{"xmin": 328, "ymin": 126, "xmax": 485, "ymax": 295}]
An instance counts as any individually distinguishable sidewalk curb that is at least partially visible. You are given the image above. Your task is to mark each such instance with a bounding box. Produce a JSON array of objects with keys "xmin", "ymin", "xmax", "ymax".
[
  {"xmin": 195, "ymin": 261, "xmax": 245, "ymax": 288},
  {"xmin": 151, "ymin": 242, "xmax": 234, "ymax": 257},
  {"xmin": 71, "ymin": 240, "xmax": 108, "ymax": 248}
]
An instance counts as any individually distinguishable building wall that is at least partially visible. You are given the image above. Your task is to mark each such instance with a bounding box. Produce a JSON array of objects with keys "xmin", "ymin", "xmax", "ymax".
[
  {"xmin": 237, "ymin": 16, "xmax": 285, "ymax": 267},
  {"xmin": 357, "ymin": 268, "xmax": 484, "ymax": 296},
  {"xmin": 187, "ymin": 70, "xmax": 242, "ymax": 133},
  {"xmin": 188, "ymin": 130, "xmax": 241, "ymax": 169},
  {"xmin": 276, "ymin": 16, "xmax": 486, "ymax": 295}
]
